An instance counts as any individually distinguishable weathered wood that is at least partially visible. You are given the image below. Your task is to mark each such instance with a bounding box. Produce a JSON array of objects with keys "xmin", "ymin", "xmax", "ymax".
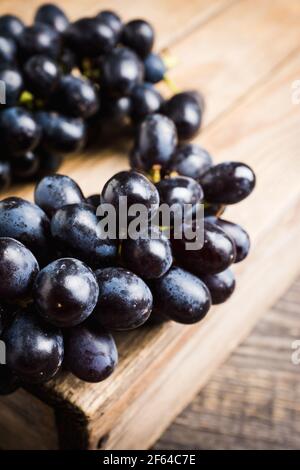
[
  {"xmin": 156, "ymin": 276, "xmax": 300, "ymax": 450},
  {"xmin": 0, "ymin": 0, "xmax": 300, "ymax": 450}
]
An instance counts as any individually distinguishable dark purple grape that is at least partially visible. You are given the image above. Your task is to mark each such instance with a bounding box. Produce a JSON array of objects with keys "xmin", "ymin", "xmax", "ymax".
[
  {"xmin": 0, "ymin": 36, "xmax": 17, "ymax": 65},
  {"xmin": 0, "ymin": 15, "xmax": 24, "ymax": 41},
  {"xmin": 130, "ymin": 83, "xmax": 163, "ymax": 122},
  {"xmin": 173, "ymin": 222, "xmax": 236, "ymax": 275},
  {"xmin": 36, "ymin": 111, "xmax": 86, "ymax": 154},
  {"xmin": 101, "ymin": 170, "xmax": 159, "ymax": 220},
  {"xmin": 34, "ymin": 174, "xmax": 84, "ymax": 217},
  {"xmin": 3, "ymin": 309, "xmax": 63, "ymax": 384},
  {"xmin": 156, "ymin": 175, "xmax": 203, "ymax": 218},
  {"xmin": 100, "ymin": 47, "xmax": 144, "ymax": 96},
  {"xmin": 96, "ymin": 10, "xmax": 123, "ymax": 39},
  {"xmin": 0, "ymin": 107, "xmax": 41, "ymax": 156},
  {"xmin": 0, "ymin": 303, "xmax": 7, "ymax": 335},
  {"xmin": 86, "ymin": 194, "xmax": 100, "ymax": 209},
  {"xmin": 0, "ymin": 237, "xmax": 39, "ymax": 301},
  {"xmin": 133, "ymin": 113, "xmax": 177, "ymax": 171},
  {"xmin": 34, "ymin": 3, "xmax": 69, "ymax": 33},
  {"xmin": 122, "ymin": 19, "xmax": 154, "ymax": 58},
  {"xmin": 53, "ymin": 75, "xmax": 99, "ymax": 118},
  {"xmin": 0, "ymin": 161, "xmax": 11, "ymax": 192},
  {"xmin": 200, "ymin": 268, "xmax": 235, "ymax": 305},
  {"xmin": 51, "ymin": 203, "xmax": 118, "ymax": 268},
  {"xmin": 36, "ymin": 147, "xmax": 63, "ymax": 178},
  {"xmin": 163, "ymin": 92, "xmax": 203, "ymax": 140},
  {"xmin": 23, "ymin": 55, "xmax": 61, "ymax": 98},
  {"xmin": 0, "ymin": 366, "xmax": 20, "ymax": 395},
  {"xmin": 93, "ymin": 267, "xmax": 153, "ymax": 330},
  {"xmin": 64, "ymin": 17, "xmax": 117, "ymax": 57},
  {"xmin": 168, "ymin": 144, "xmax": 212, "ymax": 179},
  {"xmin": 207, "ymin": 217, "xmax": 250, "ymax": 263},
  {"xmin": 144, "ymin": 53, "xmax": 166, "ymax": 84},
  {"xmin": 64, "ymin": 323, "xmax": 118, "ymax": 383},
  {"xmin": 0, "ymin": 66, "xmax": 24, "ymax": 106},
  {"xmin": 17, "ymin": 23, "xmax": 61, "ymax": 62},
  {"xmin": 121, "ymin": 227, "xmax": 173, "ymax": 279},
  {"xmin": 34, "ymin": 258, "xmax": 99, "ymax": 328},
  {"xmin": 11, "ymin": 151, "xmax": 40, "ymax": 180},
  {"xmin": 0, "ymin": 197, "xmax": 51, "ymax": 264},
  {"xmin": 199, "ymin": 162, "xmax": 256, "ymax": 204},
  {"xmin": 151, "ymin": 266, "xmax": 211, "ymax": 324}
]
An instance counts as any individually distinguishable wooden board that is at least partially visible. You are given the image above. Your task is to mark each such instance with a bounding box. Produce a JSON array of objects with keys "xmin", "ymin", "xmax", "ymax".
[
  {"xmin": 156, "ymin": 276, "xmax": 300, "ymax": 450},
  {"xmin": 1, "ymin": 0, "xmax": 300, "ymax": 450}
]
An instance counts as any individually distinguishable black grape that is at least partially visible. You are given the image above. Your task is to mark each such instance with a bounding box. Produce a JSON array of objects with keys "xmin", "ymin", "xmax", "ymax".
[
  {"xmin": 172, "ymin": 221, "xmax": 236, "ymax": 275},
  {"xmin": 0, "ymin": 36, "xmax": 17, "ymax": 65},
  {"xmin": 101, "ymin": 170, "xmax": 160, "ymax": 220},
  {"xmin": 206, "ymin": 217, "xmax": 250, "ymax": 263},
  {"xmin": 17, "ymin": 23, "xmax": 61, "ymax": 61},
  {"xmin": 35, "ymin": 111, "xmax": 86, "ymax": 153},
  {"xmin": 96, "ymin": 10, "xmax": 123, "ymax": 39},
  {"xmin": 200, "ymin": 268, "xmax": 235, "ymax": 305},
  {"xmin": 23, "ymin": 54, "xmax": 61, "ymax": 98},
  {"xmin": 11, "ymin": 151, "xmax": 40, "ymax": 181},
  {"xmin": 122, "ymin": 19, "xmax": 154, "ymax": 58},
  {"xmin": 121, "ymin": 227, "xmax": 173, "ymax": 279},
  {"xmin": 34, "ymin": 174, "xmax": 84, "ymax": 217},
  {"xmin": 64, "ymin": 323, "xmax": 118, "ymax": 383},
  {"xmin": 0, "ymin": 107, "xmax": 41, "ymax": 156},
  {"xmin": 163, "ymin": 92, "xmax": 203, "ymax": 140},
  {"xmin": 33, "ymin": 258, "xmax": 99, "ymax": 327},
  {"xmin": 144, "ymin": 53, "xmax": 166, "ymax": 84},
  {"xmin": 93, "ymin": 267, "xmax": 153, "ymax": 330},
  {"xmin": 133, "ymin": 113, "xmax": 177, "ymax": 171},
  {"xmin": 0, "ymin": 14, "xmax": 24, "ymax": 41},
  {"xmin": 34, "ymin": 3, "xmax": 69, "ymax": 33},
  {"xmin": 51, "ymin": 203, "xmax": 118, "ymax": 268},
  {"xmin": 0, "ymin": 237, "xmax": 39, "ymax": 301},
  {"xmin": 53, "ymin": 75, "xmax": 99, "ymax": 119},
  {"xmin": 199, "ymin": 162, "xmax": 256, "ymax": 204},
  {"xmin": 100, "ymin": 47, "xmax": 144, "ymax": 96},
  {"xmin": 150, "ymin": 266, "xmax": 211, "ymax": 324},
  {"xmin": 0, "ymin": 67, "xmax": 24, "ymax": 106},
  {"xmin": 130, "ymin": 83, "xmax": 163, "ymax": 122},
  {"xmin": 64, "ymin": 17, "xmax": 117, "ymax": 58},
  {"xmin": 0, "ymin": 197, "xmax": 51, "ymax": 264},
  {"xmin": 168, "ymin": 143, "xmax": 212, "ymax": 179},
  {"xmin": 3, "ymin": 309, "xmax": 64, "ymax": 384}
]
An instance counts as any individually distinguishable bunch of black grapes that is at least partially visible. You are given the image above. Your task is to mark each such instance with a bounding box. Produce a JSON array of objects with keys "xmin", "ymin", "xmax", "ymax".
[
  {"xmin": 0, "ymin": 4, "xmax": 256, "ymax": 395},
  {"xmin": 0, "ymin": 3, "xmax": 177, "ymax": 190}
]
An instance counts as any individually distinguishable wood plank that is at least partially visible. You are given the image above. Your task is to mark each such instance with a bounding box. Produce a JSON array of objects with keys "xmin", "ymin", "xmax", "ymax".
[
  {"xmin": 0, "ymin": 0, "xmax": 300, "ymax": 450},
  {"xmin": 156, "ymin": 276, "xmax": 300, "ymax": 450}
]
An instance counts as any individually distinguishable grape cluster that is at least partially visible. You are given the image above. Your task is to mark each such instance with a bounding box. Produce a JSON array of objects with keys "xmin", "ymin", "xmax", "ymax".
[
  {"xmin": 0, "ymin": 3, "xmax": 170, "ymax": 190},
  {"xmin": 0, "ymin": 4, "xmax": 256, "ymax": 395}
]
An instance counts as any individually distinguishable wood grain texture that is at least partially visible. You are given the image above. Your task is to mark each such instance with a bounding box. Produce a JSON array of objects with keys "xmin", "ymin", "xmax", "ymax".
[
  {"xmin": 0, "ymin": 0, "xmax": 300, "ymax": 450},
  {"xmin": 156, "ymin": 277, "xmax": 300, "ymax": 450}
]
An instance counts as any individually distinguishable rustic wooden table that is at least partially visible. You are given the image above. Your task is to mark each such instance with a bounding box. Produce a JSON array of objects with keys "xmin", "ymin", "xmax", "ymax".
[
  {"xmin": 1, "ymin": 0, "xmax": 300, "ymax": 450},
  {"xmin": 156, "ymin": 276, "xmax": 300, "ymax": 450}
]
